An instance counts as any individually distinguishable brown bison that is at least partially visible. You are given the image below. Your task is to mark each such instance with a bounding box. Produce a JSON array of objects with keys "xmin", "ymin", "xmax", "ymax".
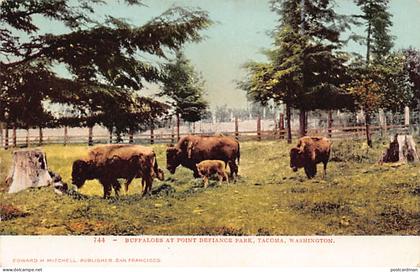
[
  {"xmin": 196, "ymin": 160, "xmax": 229, "ymax": 188},
  {"xmin": 166, "ymin": 135, "xmax": 240, "ymax": 178},
  {"xmin": 290, "ymin": 136, "xmax": 332, "ymax": 179},
  {"xmin": 72, "ymin": 144, "xmax": 163, "ymax": 198}
]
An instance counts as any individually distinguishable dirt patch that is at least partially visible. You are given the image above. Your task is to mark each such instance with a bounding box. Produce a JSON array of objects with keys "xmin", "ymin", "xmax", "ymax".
[
  {"xmin": 291, "ymin": 200, "xmax": 352, "ymax": 216},
  {"xmin": 0, "ymin": 204, "xmax": 29, "ymax": 221},
  {"xmin": 152, "ymin": 184, "xmax": 176, "ymax": 197},
  {"xmin": 377, "ymin": 206, "xmax": 420, "ymax": 233},
  {"xmin": 290, "ymin": 187, "xmax": 308, "ymax": 193}
]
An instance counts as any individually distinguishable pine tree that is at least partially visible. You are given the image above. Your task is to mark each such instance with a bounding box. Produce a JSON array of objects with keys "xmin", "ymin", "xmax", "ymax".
[
  {"xmin": 160, "ymin": 51, "xmax": 209, "ymax": 138},
  {"xmin": 241, "ymin": 0, "xmax": 353, "ymax": 139},
  {"xmin": 0, "ymin": 1, "xmax": 211, "ymax": 134},
  {"xmin": 351, "ymin": 0, "xmax": 394, "ymax": 147}
]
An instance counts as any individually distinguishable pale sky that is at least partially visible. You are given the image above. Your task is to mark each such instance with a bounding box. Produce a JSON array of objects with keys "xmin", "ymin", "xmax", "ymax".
[{"xmin": 34, "ymin": 0, "xmax": 420, "ymax": 109}]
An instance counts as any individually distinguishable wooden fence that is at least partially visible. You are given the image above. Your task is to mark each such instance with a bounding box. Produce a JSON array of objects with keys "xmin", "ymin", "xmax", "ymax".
[{"xmin": 0, "ymin": 122, "xmax": 410, "ymax": 149}]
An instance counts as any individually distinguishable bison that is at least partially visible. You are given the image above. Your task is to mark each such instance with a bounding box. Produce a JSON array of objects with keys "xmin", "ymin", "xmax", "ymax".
[
  {"xmin": 290, "ymin": 136, "xmax": 332, "ymax": 179},
  {"xmin": 166, "ymin": 135, "xmax": 240, "ymax": 178},
  {"xmin": 196, "ymin": 160, "xmax": 229, "ymax": 188},
  {"xmin": 72, "ymin": 144, "xmax": 163, "ymax": 198}
]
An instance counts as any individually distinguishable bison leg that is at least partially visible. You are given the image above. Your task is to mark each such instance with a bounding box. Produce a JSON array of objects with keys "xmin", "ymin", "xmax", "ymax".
[
  {"xmin": 304, "ymin": 164, "xmax": 317, "ymax": 179},
  {"xmin": 193, "ymin": 168, "xmax": 200, "ymax": 178},
  {"xmin": 218, "ymin": 170, "xmax": 229, "ymax": 184},
  {"xmin": 322, "ymin": 161, "xmax": 328, "ymax": 179},
  {"xmin": 112, "ymin": 180, "xmax": 121, "ymax": 197},
  {"xmin": 203, "ymin": 176, "xmax": 209, "ymax": 188},
  {"xmin": 228, "ymin": 161, "xmax": 238, "ymax": 180},
  {"xmin": 102, "ymin": 182, "xmax": 112, "ymax": 199},
  {"xmin": 217, "ymin": 173, "xmax": 223, "ymax": 186},
  {"xmin": 142, "ymin": 176, "xmax": 153, "ymax": 197},
  {"xmin": 124, "ymin": 176, "xmax": 135, "ymax": 193}
]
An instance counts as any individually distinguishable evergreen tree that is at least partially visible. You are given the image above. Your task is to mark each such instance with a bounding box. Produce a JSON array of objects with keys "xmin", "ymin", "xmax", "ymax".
[
  {"xmin": 0, "ymin": 1, "xmax": 211, "ymax": 134},
  {"xmin": 354, "ymin": 0, "xmax": 394, "ymax": 65},
  {"xmin": 350, "ymin": 0, "xmax": 394, "ymax": 146},
  {"xmin": 241, "ymin": 0, "xmax": 353, "ymax": 139},
  {"xmin": 160, "ymin": 51, "xmax": 209, "ymax": 136}
]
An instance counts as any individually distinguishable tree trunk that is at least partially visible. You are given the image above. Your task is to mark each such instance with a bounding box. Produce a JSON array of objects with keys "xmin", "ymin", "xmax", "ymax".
[
  {"xmin": 5, "ymin": 149, "xmax": 52, "ymax": 193},
  {"xmin": 12, "ymin": 125, "xmax": 16, "ymax": 147},
  {"xmin": 26, "ymin": 128, "xmax": 30, "ymax": 147},
  {"xmin": 109, "ymin": 127, "xmax": 113, "ymax": 144},
  {"xmin": 88, "ymin": 126, "xmax": 93, "ymax": 146},
  {"xmin": 365, "ymin": 111, "xmax": 372, "ymax": 147},
  {"xmin": 176, "ymin": 113, "xmax": 180, "ymax": 141},
  {"xmin": 286, "ymin": 104, "xmax": 292, "ymax": 144},
  {"xmin": 279, "ymin": 113, "xmax": 285, "ymax": 140},
  {"xmin": 64, "ymin": 126, "xmax": 68, "ymax": 146},
  {"xmin": 379, "ymin": 134, "xmax": 419, "ymax": 163},
  {"xmin": 128, "ymin": 129, "xmax": 134, "ymax": 144},
  {"xmin": 299, "ymin": 109, "xmax": 306, "ymax": 137},
  {"xmin": 366, "ymin": 21, "xmax": 372, "ymax": 66},
  {"xmin": 257, "ymin": 115, "xmax": 261, "ymax": 141},
  {"xmin": 0, "ymin": 123, "xmax": 3, "ymax": 149},
  {"xmin": 327, "ymin": 110, "xmax": 333, "ymax": 138},
  {"xmin": 150, "ymin": 123, "xmax": 154, "ymax": 145},
  {"xmin": 234, "ymin": 116, "xmax": 239, "ymax": 140},
  {"xmin": 4, "ymin": 124, "xmax": 9, "ymax": 150},
  {"xmin": 39, "ymin": 127, "xmax": 43, "ymax": 145}
]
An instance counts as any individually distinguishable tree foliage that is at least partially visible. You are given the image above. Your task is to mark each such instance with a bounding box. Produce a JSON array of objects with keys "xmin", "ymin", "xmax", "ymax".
[
  {"xmin": 0, "ymin": 0, "xmax": 211, "ymax": 131},
  {"xmin": 160, "ymin": 51, "xmax": 209, "ymax": 123},
  {"xmin": 240, "ymin": 0, "xmax": 354, "ymax": 112},
  {"xmin": 354, "ymin": 0, "xmax": 394, "ymax": 64}
]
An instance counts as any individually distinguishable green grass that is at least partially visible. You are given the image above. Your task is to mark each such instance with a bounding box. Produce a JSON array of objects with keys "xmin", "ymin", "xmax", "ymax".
[{"xmin": 0, "ymin": 140, "xmax": 419, "ymax": 235}]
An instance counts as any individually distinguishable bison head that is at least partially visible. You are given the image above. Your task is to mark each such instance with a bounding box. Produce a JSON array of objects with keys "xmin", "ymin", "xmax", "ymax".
[
  {"xmin": 71, "ymin": 159, "xmax": 91, "ymax": 188},
  {"xmin": 290, "ymin": 147, "xmax": 305, "ymax": 172},
  {"xmin": 166, "ymin": 145, "xmax": 181, "ymax": 174}
]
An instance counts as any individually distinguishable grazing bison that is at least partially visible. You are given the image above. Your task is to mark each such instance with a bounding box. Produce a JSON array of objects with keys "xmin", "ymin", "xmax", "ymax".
[
  {"xmin": 196, "ymin": 160, "xmax": 229, "ymax": 188},
  {"xmin": 166, "ymin": 135, "xmax": 240, "ymax": 178},
  {"xmin": 290, "ymin": 136, "xmax": 332, "ymax": 179},
  {"xmin": 72, "ymin": 144, "xmax": 163, "ymax": 198}
]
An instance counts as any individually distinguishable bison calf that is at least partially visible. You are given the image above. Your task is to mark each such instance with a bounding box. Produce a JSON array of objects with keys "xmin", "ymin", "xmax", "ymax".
[
  {"xmin": 290, "ymin": 136, "xmax": 332, "ymax": 179},
  {"xmin": 196, "ymin": 160, "xmax": 229, "ymax": 188}
]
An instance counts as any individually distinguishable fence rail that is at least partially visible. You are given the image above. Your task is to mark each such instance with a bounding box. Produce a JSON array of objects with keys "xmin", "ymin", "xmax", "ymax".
[{"xmin": 0, "ymin": 123, "xmax": 412, "ymax": 149}]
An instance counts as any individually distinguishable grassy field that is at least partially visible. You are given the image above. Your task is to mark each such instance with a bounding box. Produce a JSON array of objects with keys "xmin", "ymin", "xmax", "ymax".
[{"xmin": 0, "ymin": 139, "xmax": 419, "ymax": 235}]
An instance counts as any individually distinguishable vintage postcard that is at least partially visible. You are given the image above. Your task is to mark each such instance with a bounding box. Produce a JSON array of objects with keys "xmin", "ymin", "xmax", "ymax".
[{"xmin": 0, "ymin": 0, "xmax": 419, "ymax": 270}]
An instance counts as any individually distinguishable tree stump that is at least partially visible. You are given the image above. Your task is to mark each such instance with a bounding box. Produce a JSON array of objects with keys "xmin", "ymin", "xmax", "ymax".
[
  {"xmin": 379, "ymin": 134, "xmax": 419, "ymax": 163},
  {"xmin": 5, "ymin": 149, "xmax": 52, "ymax": 193}
]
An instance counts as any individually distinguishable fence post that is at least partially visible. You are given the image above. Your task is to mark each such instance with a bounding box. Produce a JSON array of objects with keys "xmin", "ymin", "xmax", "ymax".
[
  {"xmin": 4, "ymin": 124, "xmax": 8, "ymax": 150},
  {"xmin": 26, "ymin": 128, "xmax": 29, "ymax": 147},
  {"xmin": 279, "ymin": 113, "xmax": 284, "ymax": 139},
  {"xmin": 235, "ymin": 116, "xmax": 239, "ymax": 140},
  {"xmin": 257, "ymin": 116, "xmax": 261, "ymax": 141},
  {"xmin": 129, "ymin": 129, "xmax": 134, "ymax": 144},
  {"xmin": 64, "ymin": 126, "xmax": 68, "ymax": 146},
  {"xmin": 0, "ymin": 123, "xmax": 3, "ymax": 149},
  {"xmin": 328, "ymin": 110, "xmax": 333, "ymax": 138},
  {"xmin": 150, "ymin": 124, "xmax": 154, "ymax": 145},
  {"xmin": 378, "ymin": 109, "xmax": 385, "ymax": 137},
  {"xmin": 88, "ymin": 126, "xmax": 93, "ymax": 146},
  {"xmin": 171, "ymin": 126, "xmax": 175, "ymax": 144},
  {"xmin": 12, "ymin": 125, "xmax": 17, "ymax": 147},
  {"xmin": 404, "ymin": 106, "xmax": 410, "ymax": 127},
  {"xmin": 109, "ymin": 128, "xmax": 113, "ymax": 144},
  {"xmin": 39, "ymin": 127, "xmax": 43, "ymax": 145}
]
